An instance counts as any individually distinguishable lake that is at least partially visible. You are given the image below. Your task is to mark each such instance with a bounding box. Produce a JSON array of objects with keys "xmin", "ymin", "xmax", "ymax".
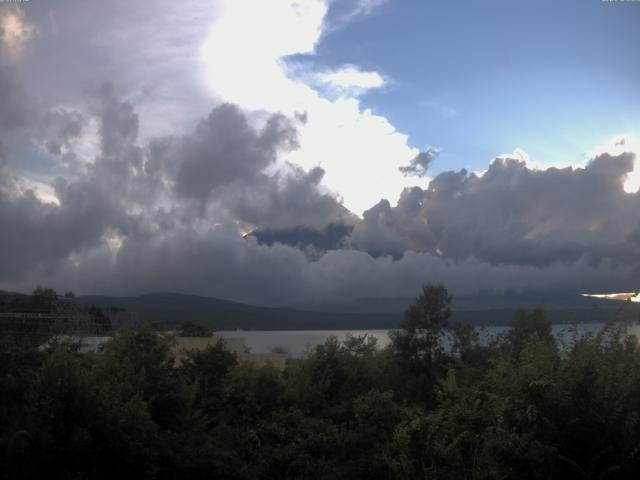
[{"xmin": 216, "ymin": 322, "xmax": 640, "ymax": 356}]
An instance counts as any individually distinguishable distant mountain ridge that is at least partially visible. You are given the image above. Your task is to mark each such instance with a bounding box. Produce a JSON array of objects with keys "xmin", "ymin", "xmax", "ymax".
[
  {"xmin": 3, "ymin": 290, "xmax": 638, "ymax": 330},
  {"xmin": 77, "ymin": 291, "xmax": 640, "ymax": 330},
  {"xmin": 76, "ymin": 292, "xmax": 402, "ymax": 330}
]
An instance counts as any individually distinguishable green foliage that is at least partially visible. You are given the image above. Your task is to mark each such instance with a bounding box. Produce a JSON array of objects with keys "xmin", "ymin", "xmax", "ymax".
[
  {"xmin": 390, "ymin": 283, "xmax": 453, "ymax": 404},
  {"xmin": 179, "ymin": 339, "xmax": 238, "ymax": 419},
  {"xmin": 0, "ymin": 287, "xmax": 113, "ymax": 341},
  {"xmin": 507, "ymin": 307, "xmax": 554, "ymax": 357},
  {"xmin": 177, "ymin": 320, "xmax": 213, "ymax": 337},
  {"xmin": 3, "ymin": 284, "xmax": 640, "ymax": 479},
  {"xmin": 88, "ymin": 304, "xmax": 112, "ymax": 334}
]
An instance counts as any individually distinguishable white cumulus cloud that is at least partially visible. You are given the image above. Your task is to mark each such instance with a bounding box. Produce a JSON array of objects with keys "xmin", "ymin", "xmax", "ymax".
[{"xmin": 202, "ymin": 0, "xmax": 428, "ymax": 215}]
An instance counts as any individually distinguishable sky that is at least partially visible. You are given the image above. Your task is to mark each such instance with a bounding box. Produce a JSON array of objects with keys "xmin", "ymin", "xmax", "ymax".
[{"xmin": 0, "ymin": 0, "xmax": 639, "ymax": 307}]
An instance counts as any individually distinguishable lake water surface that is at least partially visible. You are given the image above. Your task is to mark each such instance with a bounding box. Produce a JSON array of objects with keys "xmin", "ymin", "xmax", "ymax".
[{"xmin": 216, "ymin": 322, "xmax": 640, "ymax": 356}]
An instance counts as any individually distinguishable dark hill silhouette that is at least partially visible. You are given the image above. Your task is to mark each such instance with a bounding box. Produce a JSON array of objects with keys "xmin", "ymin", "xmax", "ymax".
[
  {"xmin": 76, "ymin": 291, "xmax": 640, "ymax": 330},
  {"xmin": 4, "ymin": 290, "xmax": 638, "ymax": 330},
  {"xmin": 76, "ymin": 292, "xmax": 402, "ymax": 330}
]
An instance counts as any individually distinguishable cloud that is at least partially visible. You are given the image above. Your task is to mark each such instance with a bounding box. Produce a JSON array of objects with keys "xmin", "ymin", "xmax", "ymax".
[
  {"xmin": 201, "ymin": 0, "xmax": 327, "ymax": 113},
  {"xmin": 315, "ymin": 65, "xmax": 385, "ymax": 97},
  {"xmin": 202, "ymin": 0, "xmax": 428, "ymax": 215},
  {"xmin": 2, "ymin": 87, "xmax": 640, "ymax": 306},
  {"xmin": 0, "ymin": 84, "xmax": 354, "ymax": 292},
  {"xmin": 3, "ymin": 0, "xmax": 425, "ymax": 216},
  {"xmin": 36, "ymin": 108, "xmax": 85, "ymax": 157},
  {"xmin": 170, "ymin": 104, "xmax": 298, "ymax": 202},
  {"xmin": 8, "ymin": 223, "xmax": 637, "ymax": 307},
  {"xmin": 0, "ymin": 66, "xmax": 40, "ymax": 190},
  {"xmin": 0, "ymin": 67, "xmax": 31, "ymax": 132},
  {"xmin": 348, "ymin": 0, "xmax": 387, "ymax": 17},
  {"xmin": 2, "ymin": 77, "xmax": 640, "ymax": 306},
  {"xmin": 227, "ymin": 163, "xmax": 356, "ymax": 230},
  {"xmin": 325, "ymin": 0, "xmax": 388, "ymax": 30},
  {"xmin": 352, "ymin": 151, "xmax": 640, "ymax": 270},
  {"xmin": 399, "ymin": 148, "xmax": 439, "ymax": 177},
  {"xmin": 0, "ymin": 5, "xmax": 35, "ymax": 61},
  {"xmin": 141, "ymin": 101, "xmax": 350, "ymax": 230},
  {"xmin": 12, "ymin": 0, "xmax": 219, "ymax": 142},
  {"xmin": 588, "ymin": 134, "xmax": 640, "ymax": 193},
  {"xmin": 2, "ymin": 0, "xmax": 640, "ymax": 309},
  {"xmin": 0, "ymin": 174, "xmax": 126, "ymax": 284},
  {"xmin": 348, "ymin": 186, "xmax": 436, "ymax": 259}
]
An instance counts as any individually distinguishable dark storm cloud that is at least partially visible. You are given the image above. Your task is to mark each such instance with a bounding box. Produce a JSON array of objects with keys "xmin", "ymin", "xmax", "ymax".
[
  {"xmin": 351, "ymin": 153, "xmax": 640, "ymax": 268},
  {"xmin": 3, "ymin": 83, "xmax": 640, "ymax": 305},
  {"xmin": 0, "ymin": 180, "xmax": 124, "ymax": 282},
  {"xmin": 96, "ymin": 85, "xmax": 140, "ymax": 161},
  {"xmin": 0, "ymin": 67, "xmax": 31, "ymax": 133},
  {"xmin": 348, "ymin": 186, "xmax": 437, "ymax": 258},
  {"xmin": 143, "ymin": 102, "xmax": 351, "ymax": 229},
  {"xmin": 228, "ymin": 164, "xmax": 356, "ymax": 230},
  {"xmin": 105, "ymin": 228, "xmax": 315, "ymax": 306},
  {"xmin": 171, "ymin": 104, "xmax": 298, "ymax": 201},
  {"xmin": 10, "ymin": 0, "xmax": 219, "ymax": 137},
  {"xmin": 0, "ymin": 86, "xmax": 149, "ymax": 283},
  {"xmin": 0, "ymin": 86, "xmax": 353, "ymax": 294},
  {"xmin": 26, "ymin": 233, "xmax": 637, "ymax": 307},
  {"xmin": 37, "ymin": 109, "xmax": 85, "ymax": 158},
  {"xmin": 85, "ymin": 86, "xmax": 170, "ymax": 211},
  {"xmin": 2, "ymin": 46, "xmax": 640, "ymax": 305},
  {"xmin": 0, "ymin": 145, "xmax": 13, "ymax": 191},
  {"xmin": 398, "ymin": 148, "xmax": 438, "ymax": 177},
  {"xmin": 0, "ymin": 89, "xmax": 133, "ymax": 282}
]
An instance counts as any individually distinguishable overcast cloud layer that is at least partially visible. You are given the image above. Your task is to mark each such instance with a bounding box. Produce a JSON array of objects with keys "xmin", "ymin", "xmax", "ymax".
[{"xmin": 1, "ymin": 1, "xmax": 639, "ymax": 306}]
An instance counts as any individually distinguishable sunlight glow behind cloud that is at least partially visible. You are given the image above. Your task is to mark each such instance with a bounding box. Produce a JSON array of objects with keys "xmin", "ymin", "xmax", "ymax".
[
  {"xmin": 2, "ymin": 0, "xmax": 639, "ymax": 303},
  {"xmin": 0, "ymin": 6, "xmax": 35, "ymax": 61},
  {"xmin": 201, "ymin": 0, "xmax": 427, "ymax": 215},
  {"xmin": 589, "ymin": 134, "xmax": 640, "ymax": 194},
  {"xmin": 201, "ymin": 0, "xmax": 326, "ymax": 113}
]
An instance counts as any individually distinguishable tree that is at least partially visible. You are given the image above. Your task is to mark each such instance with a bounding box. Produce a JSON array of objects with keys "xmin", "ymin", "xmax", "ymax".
[
  {"xmin": 390, "ymin": 283, "xmax": 452, "ymax": 404},
  {"xmin": 391, "ymin": 283, "xmax": 452, "ymax": 361},
  {"xmin": 88, "ymin": 305, "xmax": 112, "ymax": 334},
  {"xmin": 449, "ymin": 321, "xmax": 478, "ymax": 359},
  {"xmin": 178, "ymin": 321, "xmax": 213, "ymax": 338},
  {"xmin": 29, "ymin": 286, "xmax": 58, "ymax": 313},
  {"xmin": 98, "ymin": 325, "xmax": 189, "ymax": 431},
  {"xmin": 179, "ymin": 340, "xmax": 237, "ymax": 419},
  {"xmin": 32, "ymin": 286, "xmax": 57, "ymax": 299},
  {"xmin": 507, "ymin": 308, "xmax": 553, "ymax": 359}
]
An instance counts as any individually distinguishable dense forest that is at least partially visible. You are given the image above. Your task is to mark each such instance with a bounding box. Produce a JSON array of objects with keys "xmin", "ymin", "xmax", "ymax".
[{"xmin": 2, "ymin": 284, "xmax": 640, "ymax": 479}]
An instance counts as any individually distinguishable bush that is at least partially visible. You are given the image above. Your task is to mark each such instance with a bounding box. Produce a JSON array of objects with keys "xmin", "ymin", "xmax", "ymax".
[{"xmin": 3, "ymin": 284, "xmax": 640, "ymax": 479}]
